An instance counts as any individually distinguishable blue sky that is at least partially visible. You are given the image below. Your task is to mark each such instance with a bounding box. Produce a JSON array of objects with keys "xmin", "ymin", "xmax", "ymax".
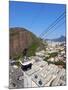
[{"xmin": 9, "ymin": 1, "xmax": 66, "ymax": 39}]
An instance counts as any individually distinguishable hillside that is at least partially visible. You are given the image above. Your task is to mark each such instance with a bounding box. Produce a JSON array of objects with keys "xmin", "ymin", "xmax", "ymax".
[{"xmin": 10, "ymin": 27, "xmax": 43, "ymax": 60}]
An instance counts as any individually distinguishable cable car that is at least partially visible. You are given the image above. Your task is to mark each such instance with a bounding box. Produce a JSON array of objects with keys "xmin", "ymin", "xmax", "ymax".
[
  {"xmin": 21, "ymin": 61, "xmax": 32, "ymax": 71},
  {"xmin": 19, "ymin": 48, "xmax": 32, "ymax": 71}
]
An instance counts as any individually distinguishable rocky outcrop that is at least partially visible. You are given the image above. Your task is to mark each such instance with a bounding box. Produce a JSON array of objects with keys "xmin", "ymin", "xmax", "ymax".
[{"xmin": 9, "ymin": 27, "xmax": 41, "ymax": 59}]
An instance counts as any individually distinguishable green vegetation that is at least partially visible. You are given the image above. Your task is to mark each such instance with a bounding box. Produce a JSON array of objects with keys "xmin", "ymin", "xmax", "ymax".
[
  {"xmin": 54, "ymin": 61, "xmax": 66, "ymax": 69},
  {"xmin": 44, "ymin": 52, "xmax": 58, "ymax": 61},
  {"xmin": 44, "ymin": 58, "xmax": 66, "ymax": 69},
  {"xmin": 11, "ymin": 41, "xmax": 41, "ymax": 60},
  {"xmin": 44, "ymin": 51, "xmax": 66, "ymax": 69},
  {"xmin": 48, "ymin": 52, "xmax": 58, "ymax": 57},
  {"xmin": 10, "ymin": 52, "xmax": 23, "ymax": 61},
  {"xmin": 27, "ymin": 43, "xmax": 38, "ymax": 56},
  {"xmin": 15, "ymin": 61, "xmax": 20, "ymax": 66}
]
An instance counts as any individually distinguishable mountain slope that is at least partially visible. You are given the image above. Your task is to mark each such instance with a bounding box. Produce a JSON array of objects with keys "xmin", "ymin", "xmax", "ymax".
[{"xmin": 10, "ymin": 27, "xmax": 42, "ymax": 60}]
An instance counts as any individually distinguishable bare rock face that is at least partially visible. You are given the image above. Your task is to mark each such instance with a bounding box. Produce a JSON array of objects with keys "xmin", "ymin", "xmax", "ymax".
[{"xmin": 10, "ymin": 27, "xmax": 33, "ymax": 59}]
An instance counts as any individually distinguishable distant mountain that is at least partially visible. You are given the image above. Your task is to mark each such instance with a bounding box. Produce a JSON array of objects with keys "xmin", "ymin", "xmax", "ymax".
[
  {"xmin": 46, "ymin": 35, "xmax": 66, "ymax": 42},
  {"xmin": 10, "ymin": 27, "xmax": 43, "ymax": 60}
]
